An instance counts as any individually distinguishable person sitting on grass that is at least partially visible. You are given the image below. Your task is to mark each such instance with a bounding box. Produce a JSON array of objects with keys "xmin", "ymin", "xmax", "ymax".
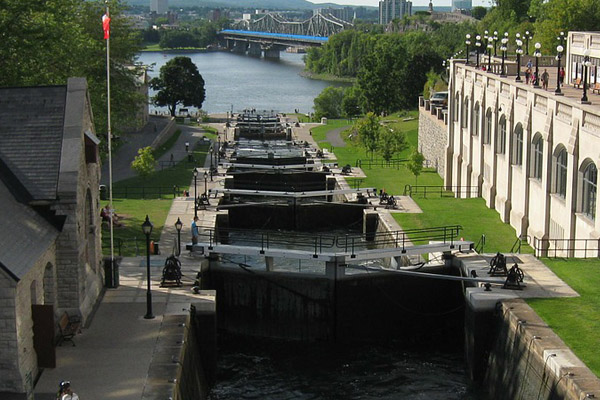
[{"xmin": 100, "ymin": 204, "xmax": 123, "ymax": 227}]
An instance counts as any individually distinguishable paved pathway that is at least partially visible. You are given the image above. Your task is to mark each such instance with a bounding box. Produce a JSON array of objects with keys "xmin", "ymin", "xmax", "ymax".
[{"xmin": 325, "ymin": 125, "xmax": 351, "ymax": 148}]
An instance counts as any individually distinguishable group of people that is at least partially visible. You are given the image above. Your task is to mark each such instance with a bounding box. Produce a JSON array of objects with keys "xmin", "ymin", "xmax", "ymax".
[
  {"xmin": 523, "ymin": 60, "xmax": 565, "ymax": 90},
  {"xmin": 100, "ymin": 204, "xmax": 123, "ymax": 227}
]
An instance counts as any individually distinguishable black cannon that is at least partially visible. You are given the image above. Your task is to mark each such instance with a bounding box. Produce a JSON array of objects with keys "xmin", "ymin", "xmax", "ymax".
[{"xmin": 161, "ymin": 255, "xmax": 182, "ymax": 287}]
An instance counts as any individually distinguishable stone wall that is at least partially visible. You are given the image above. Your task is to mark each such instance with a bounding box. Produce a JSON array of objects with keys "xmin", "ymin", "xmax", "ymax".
[
  {"xmin": 150, "ymin": 117, "xmax": 177, "ymax": 150},
  {"xmin": 418, "ymin": 107, "xmax": 447, "ymax": 178}
]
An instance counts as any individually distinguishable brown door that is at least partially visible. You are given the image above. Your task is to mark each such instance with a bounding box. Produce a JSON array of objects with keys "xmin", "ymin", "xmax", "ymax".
[{"xmin": 32, "ymin": 304, "xmax": 56, "ymax": 368}]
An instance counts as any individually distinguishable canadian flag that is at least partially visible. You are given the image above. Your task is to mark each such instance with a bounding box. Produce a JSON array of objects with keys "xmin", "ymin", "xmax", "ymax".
[{"xmin": 102, "ymin": 14, "xmax": 110, "ymax": 39}]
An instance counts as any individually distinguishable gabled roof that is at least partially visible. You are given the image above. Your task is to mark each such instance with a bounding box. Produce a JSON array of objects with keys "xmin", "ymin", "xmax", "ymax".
[
  {"xmin": 0, "ymin": 179, "xmax": 59, "ymax": 282},
  {"xmin": 0, "ymin": 86, "xmax": 67, "ymax": 201}
]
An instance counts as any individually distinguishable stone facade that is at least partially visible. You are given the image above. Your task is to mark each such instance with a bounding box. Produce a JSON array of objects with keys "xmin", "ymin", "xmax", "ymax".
[{"xmin": 418, "ymin": 102, "xmax": 447, "ymax": 178}]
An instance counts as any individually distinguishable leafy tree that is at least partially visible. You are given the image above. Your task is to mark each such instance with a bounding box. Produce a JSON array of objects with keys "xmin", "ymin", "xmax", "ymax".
[
  {"xmin": 159, "ymin": 30, "xmax": 200, "ymax": 49},
  {"xmin": 150, "ymin": 56, "xmax": 206, "ymax": 116},
  {"xmin": 131, "ymin": 147, "xmax": 156, "ymax": 178},
  {"xmin": 354, "ymin": 112, "xmax": 383, "ymax": 160},
  {"xmin": 407, "ymin": 149, "xmax": 425, "ymax": 184},
  {"xmin": 341, "ymin": 86, "xmax": 363, "ymax": 119},
  {"xmin": 471, "ymin": 6, "xmax": 488, "ymax": 20},
  {"xmin": 377, "ymin": 127, "xmax": 407, "ymax": 162},
  {"xmin": 314, "ymin": 87, "xmax": 344, "ymax": 119}
]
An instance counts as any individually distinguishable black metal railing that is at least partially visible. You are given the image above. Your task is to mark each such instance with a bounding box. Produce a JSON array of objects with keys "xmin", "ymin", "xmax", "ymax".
[
  {"xmin": 474, "ymin": 234, "xmax": 486, "ymax": 253},
  {"xmin": 403, "ymin": 184, "xmax": 480, "ymax": 198},
  {"xmin": 355, "ymin": 158, "xmax": 408, "ymax": 169},
  {"xmin": 101, "ymin": 237, "xmax": 142, "ymax": 257},
  {"xmin": 510, "ymin": 235, "xmax": 530, "ymax": 254},
  {"xmin": 533, "ymin": 237, "xmax": 600, "ymax": 258},
  {"xmin": 110, "ymin": 186, "xmax": 183, "ymax": 199}
]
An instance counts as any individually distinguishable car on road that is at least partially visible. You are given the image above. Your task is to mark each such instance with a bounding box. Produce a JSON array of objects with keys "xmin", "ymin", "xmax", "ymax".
[{"xmin": 430, "ymin": 91, "xmax": 448, "ymax": 107}]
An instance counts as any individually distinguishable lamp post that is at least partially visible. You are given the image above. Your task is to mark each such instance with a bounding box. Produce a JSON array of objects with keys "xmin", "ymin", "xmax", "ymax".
[
  {"xmin": 581, "ymin": 48, "xmax": 592, "ymax": 104},
  {"xmin": 487, "ymin": 37, "xmax": 493, "ymax": 72},
  {"xmin": 500, "ymin": 34, "xmax": 508, "ymax": 77},
  {"xmin": 515, "ymin": 36, "xmax": 523, "ymax": 82},
  {"xmin": 203, "ymin": 170, "xmax": 208, "ymax": 197},
  {"xmin": 525, "ymin": 31, "xmax": 532, "ymax": 55},
  {"xmin": 555, "ymin": 44, "xmax": 564, "ymax": 95},
  {"xmin": 533, "ymin": 42, "xmax": 541, "ymax": 88},
  {"xmin": 465, "ymin": 34, "xmax": 471, "ymax": 65},
  {"xmin": 493, "ymin": 31, "xmax": 499, "ymax": 57},
  {"xmin": 175, "ymin": 217, "xmax": 183, "ymax": 256},
  {"xmin": 193, "ymin": 168, "xmax": 198, "ymax": 218},
  {"xmin": 475, "ymin": 35, "xmax": 481, "ymax": 68},
  {"xmin": 557, "ymin": 31, "xmax": 565, "ymax": 48},
  {"xmin": 142, "ymin": 215, "xmax": 154, "ymax": 320}
]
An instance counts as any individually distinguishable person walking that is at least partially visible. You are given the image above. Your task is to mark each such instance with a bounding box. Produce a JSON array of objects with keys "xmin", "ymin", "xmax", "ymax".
[
  {"xmin": 541, "ymin": 69, "xmax": 550, "ymax": 90},
  {"xmin": 56, "ymin": 381, "xmax": 79, "ymax": 400},
  {"xmin": 191, "ymin": 216, "xmax": 199, "ymax": 245}
]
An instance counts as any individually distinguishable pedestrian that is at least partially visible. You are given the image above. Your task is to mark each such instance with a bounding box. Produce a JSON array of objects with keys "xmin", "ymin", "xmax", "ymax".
[
  {"xmin": 56, "ymin": 381, "xmax": 79, "ymax": 400},
  {"xmin": 525, "ymin": 68, "xmax": 531, "ymax": 84},
  {"xmin": 191, "ymin": 216, "xmax": 199, "ymax": 245},
  {"xmin": 526, "ymin": 59, "xmax": 533, "ymax": 70},
  {"xmin": 541, "ymin": 69, "xmax": 549, "ymax": 90},
  {"xmin": 559, "ymin": 67, "xmax": 565, "ymax": 86}
]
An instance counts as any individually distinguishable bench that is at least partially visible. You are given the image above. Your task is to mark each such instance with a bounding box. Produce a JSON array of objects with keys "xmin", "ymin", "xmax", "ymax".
[
  {"xmin": 574, "ymin": 78, "xmax": 582, "ymax": 88},
  {"xmin": 57, "ymin": 311, "xmax": 81, "ymax": 347},
  {"xmin": 593, "ymin": 83, "xmax": 600, "ymax": 94}
]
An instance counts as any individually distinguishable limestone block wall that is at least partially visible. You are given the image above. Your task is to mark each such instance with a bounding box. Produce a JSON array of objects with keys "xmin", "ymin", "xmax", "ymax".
[
  {"xmin": 150, "ymin": 117, "xmax": 177, "ymax": 150},
  {"xmin": 418, "ymin": 108, "xmax": 447, "ymax": 178}
]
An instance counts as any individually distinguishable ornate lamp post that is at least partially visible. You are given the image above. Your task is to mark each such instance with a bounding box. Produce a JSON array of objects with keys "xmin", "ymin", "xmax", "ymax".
[
  {"xmin": 465, "ymin": 34, "xmax": 471, "ymax": 65},
  {"xmin": 487, "ymin": 37, "xmax": 493, "ymax": 71},
  {"xmin": 581, "ymin": 48, "xmax": 592, "ymax": 104},
  {"xmin": 193, "ymin": 168, "xmax": 198, "ymax": 218},
  {"xmin": 533, "ymin": 42, "xmax": 542, "ymax": 88},
  {"xmin": 142, "ymin": 215, "xmax": 154, "ymax": 320},
  {"xmin": 475, "ymin": 35, "xmax": 481, "ymax": 68},
  {"xmin": 557, "ymin": 31, "xmax": 566, "ymax": 48},
  {"xmin": 493, "ymin": 31, "xmax": 499, "ymax": 57},
  {"xmin": 209, "ymin": 146, "xmax": 214, "ymax": 181},
  {"xmin": 175, "ymin": 217, "xmax": 183, "ymax": 256},
  {"xmin": 555, "ymin": 44, "xmax": 564, "ymax": 95},
  {"xmin": 525, "ymin": 31, "xmax": 532, "ymax": 55},
  {"xmin": 203, "ymin": 170, "xmax": 208, "ymax": 197},
  {"xmin": 515, "ymin": 36, "xmax": 524, "ymax": 82},
  {"xmin": 500, "ymin": 34, "xmax": 509, "ymax": 77}
]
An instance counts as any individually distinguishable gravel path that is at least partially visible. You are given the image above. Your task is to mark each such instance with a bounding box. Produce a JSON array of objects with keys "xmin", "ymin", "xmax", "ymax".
[{"xmin": 325, "ymin": 125, "xmax": 351, "ymax": 147}]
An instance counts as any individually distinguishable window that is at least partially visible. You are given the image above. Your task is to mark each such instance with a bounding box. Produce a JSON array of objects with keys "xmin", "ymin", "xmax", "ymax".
[
  {"xmin": 511, "ymin": 123, "xmax": 523, "ymax": 165},
  {"xmin": 582, "ymin": 162, "xmax": 597, "ymax": 219},
  {"xmin": 496, "ymin": 115, "xmax": 506, "ymax": 154},
  {"xmin": 484, "ymin": 108, "xmax": 492, "ymax": 144},
  {"xmin": 554, "ymin": 147, "xmax": 567, "ymax": 198},
  {"xmin": 462, "ymin": 97, "xmax": 469, "ymax": 129},
  {"xmin": 454, "ymin": 92, "xmax": 460, "ymax": 121},
  {"xmin": 531, "ymin": 134, "xmax": 543, "ymax": 180},
  {"xmin": 473, "ymin": 102, "xmax": 480, "ymax": 136}
]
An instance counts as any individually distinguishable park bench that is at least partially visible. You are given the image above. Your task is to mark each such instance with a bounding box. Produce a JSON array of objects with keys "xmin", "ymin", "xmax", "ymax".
[
  {"xmin": 574, "ymin": 78, "xmax": 582, "ymax": 88},
  {"xmin": 593, "ymin": 83, "xmax": 600, "ymax": 94},
  {"xmin": 57, "ymin": 311, "xmax": 81, "ymax": 347}
]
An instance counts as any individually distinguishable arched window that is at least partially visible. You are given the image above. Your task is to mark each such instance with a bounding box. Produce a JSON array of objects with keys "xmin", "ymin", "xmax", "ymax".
[
  {"xmin": 531, "ymin": 134, "xmax": 544, "ymax": 180},
  {"xmin": 484, "ymin": 108, "xmax": 492, "ymax": 144},
  {"xmin": 553, "ymin": 146, "xmax": 567, "ymax": 198},
  {"xmin": 582, "ymin": 161, "xmax": 597, "ymax": 219},
  {"xmin": 496, "ymin": 115, "xmax": 506, "ymax": 154},
  {"xmin": 511, "ymin": 123, "xmax": 523, "ymax": 165},
  {"xmin": 473, "ymin": 102, "xmax": 480, "ymax": 136},
  {"xmin": 454, "ymin": 92, "xmax": 460, "ymax": 121},
  {"xmin": 462, "ymin": 97, "xmax": 469, "ymax": 129}
]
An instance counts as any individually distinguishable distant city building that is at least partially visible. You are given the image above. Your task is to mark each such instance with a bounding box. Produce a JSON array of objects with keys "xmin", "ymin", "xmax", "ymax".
[
  {"xmin": 451, "ymin": 0, "xmax": 472, "ymax": 12},
  {"xmin": 379, "ymin": 0, "xmax": 412, "ymax": 25},
  {"xmin": 150, "ymin": 0, "xmax": 168, "ymax": 14}
]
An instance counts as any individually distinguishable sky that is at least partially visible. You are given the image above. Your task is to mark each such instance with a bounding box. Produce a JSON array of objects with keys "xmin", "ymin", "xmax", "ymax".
[{"xmin": 307, "ymin": 0, "xmax": 491, "ymax": 7}]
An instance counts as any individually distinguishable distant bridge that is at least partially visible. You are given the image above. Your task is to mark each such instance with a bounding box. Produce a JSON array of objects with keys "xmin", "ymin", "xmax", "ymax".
[{"xmin": 218, "ymin": 12, "xmax": 352, "ymax": 59}]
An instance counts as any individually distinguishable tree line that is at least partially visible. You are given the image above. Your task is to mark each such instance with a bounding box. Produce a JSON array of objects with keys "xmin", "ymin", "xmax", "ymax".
[{"xmin": 141, "ymin": 18, "xmax": 229, "ymax": 49}]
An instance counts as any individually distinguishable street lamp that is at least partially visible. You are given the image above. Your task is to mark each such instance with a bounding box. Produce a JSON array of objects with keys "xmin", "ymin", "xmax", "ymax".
[
  {"xmin": 555, "ymin": 44, "xmax": 564, "ymax": 95},
  {"xmin": 515, "ymin": 35, "xmax": 524, "ymax": 82},
  {"xmin": 175, "ymin": 217, "xmax": 183, "ymax": 256},
  {"xmin": 142, "ymin": 215, "xmax": 154, "ymax": 320},
  {"xmin": 500, "ymin": 34, "xmax": 509, "ymax": 77},
  {"xmin": 465, "ymin": 34, "xmax": 471, "ymax": 65},
  {"xmin": 475, "ymin": 35, "xmax": 481, "ymax": 68},
  {"xmin": 203, "ymin": 170, "xmax": 208, "ymax": 197},
  {"xmin": 493, "ymin": 31, "xmax": 499, "ymax": 57},
  {"xmin": 193, "ymin": 168, "xmax": 198, "ymax": 218},
  {"xmin": 581, "ymin": 48, "xmax": 592, "ymax": 104},
  {"xmin": 525, "ymin": 31, "xmax": 532, "ymax": 55},
  {"xmin": 533, "ymin": 42, "xmax": 542, "ymax": 88},
  {"xmin": 557, "ymin": 31, "xmax": 566, "ymax": 48},
  {"xmin": 487, "ymin": 37, "xmax": 493, "ymax": 72}
]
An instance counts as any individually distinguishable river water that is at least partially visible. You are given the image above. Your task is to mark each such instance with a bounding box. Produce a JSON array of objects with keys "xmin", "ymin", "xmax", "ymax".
[
  {"xmin": 138, "ymin": 50, "xmax": 480, "ymax": 399},
  {"xmin": 136, "ymin": 51, "xmax": 344, "ymax": 115}
]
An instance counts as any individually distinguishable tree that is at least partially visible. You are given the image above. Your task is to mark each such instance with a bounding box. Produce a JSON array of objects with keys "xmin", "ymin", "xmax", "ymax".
[
  {"xmin": 131, "ymin": 147, "xmax": 156, "ymax": 178},
  {"xmin": 471, "ymin": 6, "xmax": 488, "ymax": 20},
  {"xmin": 377, "ymin": 127, "xmax": 408, "ymax": 162},
  {"xmin": 314, "ymin": 87, "xmax": 344, "ymax": 119},
  {"xmin": 354, "ymin": 112, "xmax": 383, "ymax": 159},
  {"xmin": 341, "ymin": 85, "xmax": 363, "ymax": 119},
  {"xmin": 407, "ymin": 149, "xmax": 425, "ymax": 184},
  {"xmin": 150, "ymin": 57, "xmax": 206, "ymax": 116},
  {"xmin": 159, "ymin": 30, "xmax": 200, "ymax": 49}
]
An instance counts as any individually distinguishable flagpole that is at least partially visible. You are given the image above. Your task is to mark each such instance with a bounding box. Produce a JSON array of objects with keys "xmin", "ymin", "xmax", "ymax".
[{"xmin": 105, "ymin": 4, "xmax": 115, "ymax": 264}]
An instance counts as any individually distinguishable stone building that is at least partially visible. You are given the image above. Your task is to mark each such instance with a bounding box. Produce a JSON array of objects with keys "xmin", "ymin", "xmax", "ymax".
[
  {"xmin": 0, "ymin": 78, "xmax": 103, "ymax": 397},
  {"xmin": 419, "ymin": 31, "xmax": 600, "ymax": 257}
]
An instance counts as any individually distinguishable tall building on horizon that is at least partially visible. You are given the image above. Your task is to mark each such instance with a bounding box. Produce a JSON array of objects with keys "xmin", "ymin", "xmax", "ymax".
[
  {"xmin": 451, "ymin": 0, "xmax": 472, "ymax": 11},
  {"xmin": 379, "ymin": 0, "xmax": 412, "ymax": 25},
  {"xmin": 150, "ymin": 0, "xmax": 168, "ymax": 14}
]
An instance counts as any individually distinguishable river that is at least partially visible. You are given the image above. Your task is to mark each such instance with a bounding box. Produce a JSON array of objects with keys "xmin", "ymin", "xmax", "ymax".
[{"xmin": 136, "ymin": 51, "xmax": 345, "ymax": 115}]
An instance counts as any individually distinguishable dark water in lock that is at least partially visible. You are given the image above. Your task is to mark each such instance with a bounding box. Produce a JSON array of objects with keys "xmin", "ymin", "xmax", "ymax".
[{"xmin": 209, "ymin": 334, "xmax": 482, "ymax": 400}]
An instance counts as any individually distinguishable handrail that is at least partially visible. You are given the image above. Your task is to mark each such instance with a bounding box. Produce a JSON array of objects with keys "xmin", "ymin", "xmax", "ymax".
[
  {"xmin": 101, "ymin": 237, "xmax": 141, "ymax": 257},
  {"xmin": 474, "ymin": 234, "xmax": 486, "ymax": 253},
  {"xmin": 533, "ymin": 237, "xmax": 600, "ymax": 258},
  {"xmin": 403, "ymin": 185, "xmax": 480, "ymax": 198},
  {"xmin": 110, "ymin": 185, "xmax": 183, "ymax": 199},
  {"xmin": 510, "ymin": 235, "xmax": 530, "ymax": 254}
]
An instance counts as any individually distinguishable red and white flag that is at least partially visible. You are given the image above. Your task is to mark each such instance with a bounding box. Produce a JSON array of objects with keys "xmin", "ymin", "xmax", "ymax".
[{"xmin": 102, "ymin": 14, "xmax": 111, "ymax": 39}]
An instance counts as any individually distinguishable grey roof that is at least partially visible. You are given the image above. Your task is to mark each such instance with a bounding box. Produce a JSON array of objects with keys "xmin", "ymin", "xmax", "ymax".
[
  {"xmin": 0, "ymin": 86, "xmax": 67, "ymax": 201},
  {"xmin": 0, "ymin": 179, "xmax": 59, "ymax": 281}
]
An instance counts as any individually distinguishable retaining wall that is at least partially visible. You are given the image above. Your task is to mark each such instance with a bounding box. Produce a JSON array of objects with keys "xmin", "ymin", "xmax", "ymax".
[
  {"xmin": 418, "ymin": 107, "xmax": 447, "ymax": 178},
  {"xmin": 150, "ymin": 117, "xmax": 177, "ymax": 150}
]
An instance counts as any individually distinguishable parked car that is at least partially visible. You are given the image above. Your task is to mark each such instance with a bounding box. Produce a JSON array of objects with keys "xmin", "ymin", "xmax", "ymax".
[{"xmin": 430, "ymin": 91, "xmax": 448, "ymax": 107}]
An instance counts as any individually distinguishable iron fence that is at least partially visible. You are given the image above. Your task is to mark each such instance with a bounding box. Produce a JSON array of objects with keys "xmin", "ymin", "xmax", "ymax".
[
  {"xmin": 533, "ymin": 237, "xmax": 600, "ymax": 258},
  {"xmin": 403, "ymin": 185, "xmax": 480, "ymax": 198}
]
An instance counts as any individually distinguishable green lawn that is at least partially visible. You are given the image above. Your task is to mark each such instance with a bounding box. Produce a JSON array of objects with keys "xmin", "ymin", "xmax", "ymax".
[{"xmin": 527, "ymin": 258, "xmax": 600, "ymax": 377}]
